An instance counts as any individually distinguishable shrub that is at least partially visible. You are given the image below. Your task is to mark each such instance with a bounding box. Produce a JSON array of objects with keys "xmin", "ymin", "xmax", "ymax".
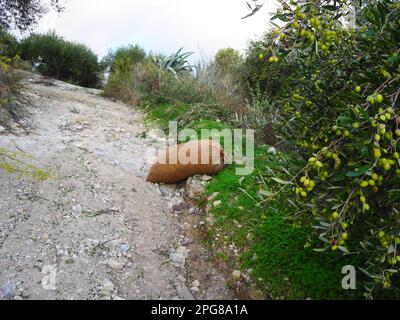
[
  {"xmin": 102, "ymin": 44, "xmax": 146, "ymax": 73},
  {"xmin": 194, "ymin": 54, "xmax": 246, "ymax": 114},
  {"xmin": 105, "ymin": 59, "xmax": 214, "ymax": 107},
  {"xmin": 240, "ymin": 31, "xmax": 292, "ymax": 99},
  {"xmin": 0, "ymin": 28, "xmax": 21, "ymax": 58},
  {"xmin": 257, "ymin": 0, "xmax": 400, "ymax": 297},
  {"xmin": 20, "ymin": 31, "xmax": 101, "ymax": 87},
  {"xmin": 214, "ymin": 48, "xmax": 242, "ymax": 76},
  {"xmin": 153, "ymin": 48, "xmax": 195, "ymax": 77}
]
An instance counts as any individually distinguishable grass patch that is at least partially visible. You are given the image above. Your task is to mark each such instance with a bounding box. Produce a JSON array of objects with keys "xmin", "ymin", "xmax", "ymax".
[
  {"xmin": 206, "ymin": 146, "xmax": 363, "ymax": 299},
  {"xmin": 145, "ymin": 103, "xmax": 191, "ymax": 129}
]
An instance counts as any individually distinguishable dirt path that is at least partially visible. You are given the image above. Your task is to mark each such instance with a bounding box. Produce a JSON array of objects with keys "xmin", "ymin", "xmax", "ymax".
[{"xmin": 0, "ymin": 73, "xmax": 233, "ymax": 300}]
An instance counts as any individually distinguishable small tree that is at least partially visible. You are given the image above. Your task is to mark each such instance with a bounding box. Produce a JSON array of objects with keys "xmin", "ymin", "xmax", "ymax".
[
  {"xmin": 214, "ymin": 48, "xmax": 242, "ymax": 76},
  {"xmin": 102, "ymin": 45, "xmax": 146, "ymax": 74}
]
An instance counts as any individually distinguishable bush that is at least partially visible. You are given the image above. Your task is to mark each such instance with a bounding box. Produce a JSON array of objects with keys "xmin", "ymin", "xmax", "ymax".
[
  {"xmin": 240, "ymin": 31, "xmax": 292, "ymax": 99},
  {"xmin": 0, "ymin": 28, "xmax": 21, "ymax": 58},
  {"xmin": 214, "ymin": 48, "xmax": 242, "ymax": 76},
  {"xmin": 20, "ymin": 31, "xmax": 101, "ymax": 87},
  {"xmin": 102, "ymin": 44, "xmax": 146, "ymax": 73},
  {"xmin": 105, "ymin": 59, "xmax": 214, "ymax": 107},
  {"xmin": 257, "ymin": 0, "xmax": 400, "ymax": 297},
  {"xmin": 195, "ymin": 49, "xmax": 246, "ymax": 113}
]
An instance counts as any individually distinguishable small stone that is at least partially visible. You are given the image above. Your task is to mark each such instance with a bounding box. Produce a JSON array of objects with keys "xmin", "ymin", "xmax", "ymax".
[
  {"xmin": 120, "ymin": 244, "xmax": 130, "ymax": 253},
  {"xmin": 191, "ymin": 280, "xmax": 200, "ymax": 288},
  {"xmin": 170, "ymin": 253, "xmax": 185, "ymax": 265},
  {"xmin": 106, "ymin": 259, "xmax": 124, "ymax": 270},
  {"xmin": 176, "ymin": 284, "xmax": 194, "ymax": 300},
  {"xmin": 201, "ymin": 175, "xmax": 212, "ymax": 181},
  {"xmin": 170, "ymin": 246, "xmax": 189, "ymax": 268},
  {"xmin": 1, "ymin": 281, "xmax": 16, "ymax": 299},
  {"xmin": 0, "ymin": 125, "xmax": 6, "ymax": 133},
  {"xmin": 72, "ymin": 204, "xmax": 82, "ymax": 214},
  {"xmin": 177, "ymin": 275, "xmax": 186, "ymax": 282},
  {"xmin": 186, "ymin": 179, "xmax": 205, "ymax": 199},
  {"xmin": 176, "ymin": 246, "xmax": 189, "ymax": 256},
  {"xmin": 268, "ymin": 147, "xmax": 277, "ymax": 155},
  {"xmin": 190, "ymin": 287, "xmax": 200, "ymax": 293},
  {"xmin": 102, "ymin": 279, "xmax": 114, "ymax": 293},
  {"xmin": 232, "ymin": 270, "xmax": 242, "ymax": 281}
]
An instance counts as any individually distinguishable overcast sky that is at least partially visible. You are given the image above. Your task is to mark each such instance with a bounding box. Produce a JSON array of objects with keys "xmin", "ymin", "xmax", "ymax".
[{"xmin": 31, "ymin": 0, "xmax": 278, "ymax": 60}]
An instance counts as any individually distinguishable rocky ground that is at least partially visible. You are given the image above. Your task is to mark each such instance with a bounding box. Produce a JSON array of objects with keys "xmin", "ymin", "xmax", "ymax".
[{"xmin": 0, "ymin": 73, "xmax": 234, "ymax": 300}]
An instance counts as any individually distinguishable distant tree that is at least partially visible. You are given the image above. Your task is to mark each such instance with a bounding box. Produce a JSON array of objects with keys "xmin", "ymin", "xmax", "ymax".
[
  {"xmin": 0, "ymin": 0, "xmax": 64, "ymax": 31},
  {"xmin": 102, "ymin": 45, "xmax": 146, "ymax": 73},
  {"xmin": 21, "ymin": 31, "xmax": 101, "ymax": 88},
  {"xmin": 214, "ymin": 48, "xmax": 242, "ymax": 75}
]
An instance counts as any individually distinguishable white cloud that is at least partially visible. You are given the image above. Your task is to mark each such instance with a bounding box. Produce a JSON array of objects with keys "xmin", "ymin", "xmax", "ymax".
[{"xmin": 32, "ymin": 0, "xmax": 278, "ymax": 60}]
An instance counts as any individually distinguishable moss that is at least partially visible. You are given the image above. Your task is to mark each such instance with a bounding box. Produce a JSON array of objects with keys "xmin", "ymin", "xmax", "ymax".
[
  {"xmin": 206, "ymin": 148, "xmax": 363, "ymax": 299},
  {"xmin": 145, "ymin": 103, "xmax": 191, "ymax": 129}
]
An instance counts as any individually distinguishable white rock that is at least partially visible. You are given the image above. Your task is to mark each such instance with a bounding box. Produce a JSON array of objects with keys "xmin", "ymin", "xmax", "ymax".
[
  {"xmin": 186, "ymin": 178, "xmax": 205, "ymax": 199},
  {"xmin": 73, "ymin": 204, "xmax": 82, "ymax": 214},
  {"xmin": 106, "ymin": 259, "xmax": 124, "ymax": 270},
  {"xmin": 0, "ymin": 281, "xmax": 16, "ymax": 299},
  {"xmin": 170, "ymin": 246, "xmax": 189, "ymax": 268},
  {"xmin": 191, "ymin": 280, "xmax": 200, "ymax": 288},
  {"xmin": 177, "ymin": 275, "xmax": 186, "ymax": 283},
  {"xmin": 102, "ymin": 279, "xmax": 114, "ymax": 292},
  {"xmin": 232, "ymin": 270, "xmax": 242, "ymax": 281},
  {"xmin": 176, "ymin": 284, "xmax": 195, "ymax": 300},
  {"xmin": 120, "ymin": 244, "xmax": 130, "ymax": 253},
  {"xmin": 190, "ymin": 287, "xmax": 200, "ymax": 293},
  {"xmin": 268, "ymin": 147, "xmax": 277, "ymax": 155}
]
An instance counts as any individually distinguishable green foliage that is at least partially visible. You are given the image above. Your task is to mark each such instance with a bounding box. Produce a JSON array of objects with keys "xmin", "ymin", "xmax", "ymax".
[
  {"xmin": 153, "ymin": 48, "xmax": 195, "ymax": 78},
  {"xmin": 0, "ymin": 58, "xmax": 24, "ymax": 127},
  {"xmin": 0, "ymin": 59, "xmax": 20, "ymax": 103},
  {"xmin": 241, "ymin": 31, "xmax": 291, "ymax": 99},
  {"xmin": 214, "ymin": 48, "xmax": 242, "ymax": 76},
  {"xmin": 20, "ymin": 31, "xmax": 101, "ymax": 87},
  {"xmin": 0, "ymin": 0, "xmax": 64, "ymax": 31},
  {"xmin": 206, "ymin": 147, "xmax": 356, "ymax": 299},
  {"xmin": 145, "ymin": 103, "xmax": 191, "ymax": 129},
  {"xmin": 0, "ymin": 28, "xmax": 21, "ymax": 58},
  {"xmin": 105, "ymin": 59, "xmax": 214, "ymax": 107},
  {"xmin": 0, "ymin": 147, "xmax": 49, "ymax": 180},
  {"xmin": 102, "ymin": 44, "xmax": 146, "ymax": 73},
  {"xmin": 255, "ymin": 0, "xmax": 400, "ymax": 296},
  {"xmin": 242, "ymin": 212, "xmax": 352, "ymax": 299},
  {"xmin": 0, "ymin": 57, "xmax": 48, "ymax": 180}
]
